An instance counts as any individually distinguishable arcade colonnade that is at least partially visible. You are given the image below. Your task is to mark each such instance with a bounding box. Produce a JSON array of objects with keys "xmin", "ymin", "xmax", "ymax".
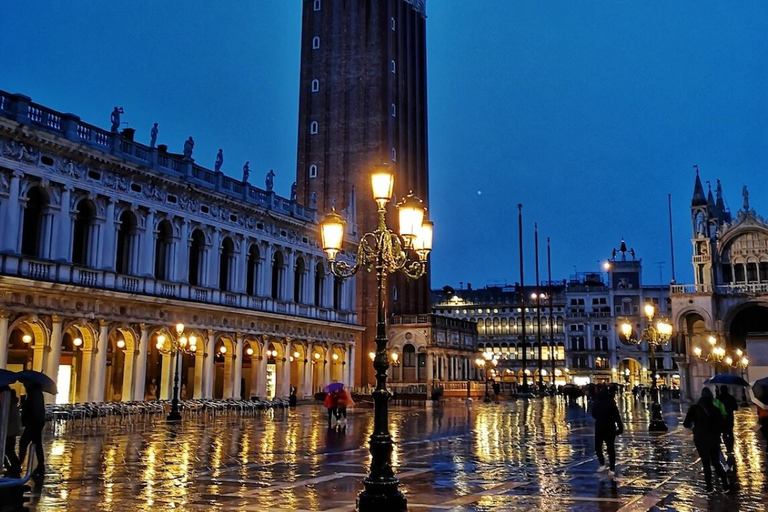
[{"xmin": 0, "ymin": 309, "xmax": 357, "ymax": 403}]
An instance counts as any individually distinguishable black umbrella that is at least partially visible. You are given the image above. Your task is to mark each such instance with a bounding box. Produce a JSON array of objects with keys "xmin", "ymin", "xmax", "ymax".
[
  {"xmin": 749, "ymin": 377, "xmax": 768, "ymax": 410},
  {"xmin": 15, "ymin": 370, "xmax": 57, "ymax": 395},
  {"xmin": 704, "ymin": 374, "xmax": 749, "ymax": 387},
  {"xmin": 0, "ymin": 368, "xmax": 18, "ymax": 388}
]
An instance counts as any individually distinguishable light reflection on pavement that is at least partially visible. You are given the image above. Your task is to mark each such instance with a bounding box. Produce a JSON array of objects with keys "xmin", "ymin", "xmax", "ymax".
[{"xmin": 21, "ymin": 396, "xmax": 768, "ymax": 511}]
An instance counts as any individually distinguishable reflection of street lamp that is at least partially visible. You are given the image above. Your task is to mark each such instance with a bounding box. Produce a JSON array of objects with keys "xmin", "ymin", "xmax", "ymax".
[
  {"xmin": 732, "ymin": 349, "xmax": 750, "ymax": 405},
  {"xmin": 320, "ymin": 164, "xmax": 432, "ymax": 512},
  {"xmin": 620, "ymin": 304, "xmax": 672, "ymax": 432},
  {"xmin": 531, "ymin": 292, "xmax": 548, "ymax": 390},
  {"xmin": 156, "ymin": 323, "xmax": 197, "ymax": 423}
]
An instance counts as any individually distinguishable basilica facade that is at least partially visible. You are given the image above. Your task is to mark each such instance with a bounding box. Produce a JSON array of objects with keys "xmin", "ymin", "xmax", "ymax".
[{"xmin": 0, "ymin": 91, "xmax": 361, "ymax": 404}]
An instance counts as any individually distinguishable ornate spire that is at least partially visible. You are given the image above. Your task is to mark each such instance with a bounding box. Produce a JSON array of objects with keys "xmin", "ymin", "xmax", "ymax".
[{"xmin": 691, "ymin": 165, "xmax": 707, "ymax": 207}]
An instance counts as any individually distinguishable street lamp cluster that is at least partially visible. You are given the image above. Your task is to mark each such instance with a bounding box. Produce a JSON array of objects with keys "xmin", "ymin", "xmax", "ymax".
[
  {"xmin": 155, "ymin": 323, "xmax": 197, "ymax": 422},
  {"xmin": 693, "ymin": 336, "xmax": 749, "ymax": 375},
  {"xmin": 319, "ymin": 163, "xmax": 432, "ymax": 512},
  {"xmin": 620, "ymin": 303, "xmax": 672, "ymax": 432},
  {"xmin": 475, "ymin": 351, "xmax": 500, "ymax": 403}
]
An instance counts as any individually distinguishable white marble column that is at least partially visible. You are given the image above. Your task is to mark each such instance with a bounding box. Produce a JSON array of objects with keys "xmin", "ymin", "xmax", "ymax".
[
  {"xmin": 79, "ymin": 347, "xmax": 93, "ymax": 403},
  {"xmin": 323, "ymin": 353, "xmax": 331, "ymax": 386},
  {"xmin": 142, "ymin": 208, "xmax": 156, "ymax": 276},
  {"xmin": 132, "ymin": 325, "xmax": 149, "ymax": 401},
  {"xmin": 259, "ymin": 244, "xmax": 274, "ymax": 296},
  {"xmin": 427, "ymin": 352, "xmax": 434, "ymax": 385},
  {"xmin": 0, "ymin": 313, "xmax": 9, "ymax": 368},
  {"xmin": 236, "ymin": 236, "xmax": 248, "ymax": 293},
  {"xmin": 102, "ymin": 199, "xmax": 116, "ymax": 270},
  {"xmin": 160, "ymin": 353, "xmax": 173, "ymax": 400},
  {"xmin": 233, "ymin": 335, "xmax": 244, "ymax": 399},
  {"xmin": 257, "ymin": 345, "xmax": 268, "ymax": 398},
  {"xmin": 280, "ymin": 339, "xmax": 292, "ymax": 397},
  {"xmin": 203, "ymin": 330, "xmax": 215, "ymax": 398},
  {"xmin": 45, "ymin": 316, "xmax": 63, "ymax": 404},
  {"xmin": 207, "ymin": 228, "xmax": 220, "ymax": 288},
  {"xmin": 193, "ymin": 351, "xmax": 204, "ymax": 398},
  {"xmin": 249, "ymin": 354, "xmax": 259, "ymax": 398},
  {"xmin": 54, "ymin": 185, "xmax": 73, "ymax": 261},
  {"xmin": 90, "ymin": 321, "xmax": 109, "ymax": 402},
  {"xmin": 2, "ymin": 171, "xmax": 22, "ymax": 252},
  {"xmin": 177, "ymin": 219, "xmax": 189, "ymax": 283},
  {"xmin": 121, "ymin": 344, "xmax": 135, "ymax": 402},
  {"xmin": 303, "ymin": 349, "xmax": 313, "ymax": 397}
]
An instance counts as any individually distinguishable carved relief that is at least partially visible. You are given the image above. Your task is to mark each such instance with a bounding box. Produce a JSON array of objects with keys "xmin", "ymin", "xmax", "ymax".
[{"xmin": 58, "ymin": 159, "xmax": 82, "ymax": 179}]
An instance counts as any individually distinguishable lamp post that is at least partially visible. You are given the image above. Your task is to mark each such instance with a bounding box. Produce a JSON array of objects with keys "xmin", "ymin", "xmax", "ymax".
[
  {"xmin": 319, "ymin": 163, "xmax": 432, "ymax": 512},
  {"xmin": 693, "ymin": 335, "xmax": 727, "ymax": 375},
  {"xmin": 476, "ymin": 351, "xmax": 499, "ymax": 403},
  {"xmin": 620, "ymin": 304, "xmax": 672, "ymax": 432},
  {"xmin": 156, "ymin": 323, "xmax": 197, "ymax": 423}
]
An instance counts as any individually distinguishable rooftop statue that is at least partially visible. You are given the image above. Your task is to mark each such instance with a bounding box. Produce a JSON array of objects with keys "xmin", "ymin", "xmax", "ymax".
[
  {"xmin": 183, "ymin": 137, "xmax": 194, "ymax": 160},
  {"xmin": 215, "ymin": 149, "xmax": 224, "ymax": 172},
  {"xmin": 242, "ymin": 161, "xmax": 250, "ymax": 183},
  {"xmin": 743, "ymin": 185, "xmax": 750, "ymax": 212},
  {"xmin": 110, "ymin": 106, "xmax": 124, "ymax": 133},
  {"xmin": 150, "ymin": 123, "xmax": 158, "ymax": 148},
  {"xmin": 291, "ymin": 182, "xmax": 297, "ymax": 202},
  {"xmin": 309, "ymin": 190, "xmax": 317, "ymax": 210},
  {"xmin": 266, "ymin": 169, "xmax": 275, "ymax": 192}
]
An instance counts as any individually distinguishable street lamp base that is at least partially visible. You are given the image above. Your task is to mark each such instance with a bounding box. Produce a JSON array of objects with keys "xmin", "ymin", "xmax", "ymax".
[
  {"xmin": 648, "ymin": 419, "xmax": 668, "ymax": 432},
  {"xmin": 357, "ymin": 485, "xmax": 407, "ymax": 512},
  {"xmin": 166, "ymin": 411, "xmax": 182, "ymax": 423}
]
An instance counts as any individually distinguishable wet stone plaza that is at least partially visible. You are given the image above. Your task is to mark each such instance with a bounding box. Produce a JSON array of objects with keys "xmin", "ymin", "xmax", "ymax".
[{"xmin": 20, "ymin": 398, "xmax": 768, "ymax": 511}]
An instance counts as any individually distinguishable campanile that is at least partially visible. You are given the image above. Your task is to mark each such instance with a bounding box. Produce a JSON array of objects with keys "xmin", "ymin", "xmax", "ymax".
[{"xmin": 295, "ymin": 0, "xmax": 431, "ymax": 385}]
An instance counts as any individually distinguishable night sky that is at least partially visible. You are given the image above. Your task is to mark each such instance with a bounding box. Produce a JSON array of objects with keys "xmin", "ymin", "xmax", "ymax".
[{"xmin": 3, "ymin": 1, "xmax": 767, "ymax": 289}]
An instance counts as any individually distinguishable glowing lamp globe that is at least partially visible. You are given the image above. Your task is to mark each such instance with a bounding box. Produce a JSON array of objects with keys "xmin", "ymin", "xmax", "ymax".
[
  {"xmin": 320, "ymin": 209, "xmax": 346, "ymax": 261},
  {"xmin": 396, "ymin": 193, "xmax": 425, "ymax": 248},
  {"xmin": 370, "ymin": 164, "xmax": 395, "ymax": 208}
]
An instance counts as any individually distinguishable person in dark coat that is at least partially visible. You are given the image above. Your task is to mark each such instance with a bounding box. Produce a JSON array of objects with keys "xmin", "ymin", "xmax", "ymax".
[
  {"xmin": 683, "ymin": 387, "xmax": 730, "ymax": 493},
  {"xmin": 492, "ymin": 381, "xmax": 501, "ymax": 403},
  {"xmin": 2, "ymin": 388, "xmax": 22, "ymax": 476},
  {"xmin": 18, "ymin": 383, "xmax": 46, "ymax": 477},
  {"xmin": 591, "ymin": 387, "xmax": 623, "ymax": 478},
  {"xmin": 716, "ymin": 385, "xmax": 738, "ymax": 467}
]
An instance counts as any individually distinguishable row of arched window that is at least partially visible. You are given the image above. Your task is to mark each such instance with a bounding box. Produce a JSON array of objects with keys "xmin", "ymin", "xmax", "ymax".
[{"xmin": 19, "ymin": 185, "xmax": 347, "ymax": 309}]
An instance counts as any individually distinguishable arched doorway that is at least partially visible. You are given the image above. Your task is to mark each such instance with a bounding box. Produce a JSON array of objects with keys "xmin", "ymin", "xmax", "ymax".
[
  {"xmin": 728, "ymin": 303, "xmax": 768, "ymax": 349},
  {"xmin": 154, "ymin": 220, "xmax": 174, "ymax": 280},
  {"xmin": 115, "ymin": 210, "xmax": 138, "ymax": 274},
  {"xmin": 618, "ymin": 358, "xmax": 643, "ymax": 387},
  {"xmin": 72, "ymin": 199, "xmax": 97, "ymax": 266},
  {"xmin": 271, "ymin": 251, "xmax": 285, "ymax": 300},
  {"xmin": 219, "ymin": 237, "xmax": 235, "ymax": 291},
  {"xmin": 213, "ymin": 337, "xmax": 235, "ymax": 399},
  {"xmin": 330, "ymin": 346, "xmax": 344, "ymax": 382},
  {"xmin": 188, "ymin": 229, "xmax": 206, "ymax": 286},
  {"xmin": 310, "ymin": 346, "xmax": 325, "ymax": 395},
  {"xmin": 290, "ymin": 344, "xmax": 306, "ymax": 394}
]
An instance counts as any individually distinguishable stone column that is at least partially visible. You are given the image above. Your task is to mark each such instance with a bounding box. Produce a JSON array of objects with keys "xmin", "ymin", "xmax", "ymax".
[
  {"xmin": 280, "ymin": 339, "xmax": 292, "ymax": 397},
  {"xmin": 0, "ymin": 313, "xmax": 9, "ymax": 368},
  {"xmin": 45, "ymin": 316, "xmax": 63, "ymax": 404},
  {"xmin": 236, "ymin": 236, "xmax": 248, "ymax": 293},
  {"xmin": 121, "ymin": 343, "xmax": 135, "ymax": 402},
  {"xmin": 132, "ymin": 325, "xmax": 149, "ymax": 401},
  {"xmin": 677, "ymin": 361, "xmax": 690, "ymax": 403},
  {"xmin": 193, "ymin": 351, "xmax": 204, "ymax": 398},
  {"xmin": 427, "ymin": 352, "xmax": 434, "ymax": 387},
  {"xmin": 142, "ymin": 208, "xmax": 156, "ymax": 276},
  {"xmin": 79, "ymin": 347, "xmax": 93, "ymax": 403},
  {"xmin": 233, "ymin": 335, "xmax": 244, "ymax": 399},
  {"xmin": 203, "ymin": 330, "xmax": 215, "ymax": 398},
  {"xmin": 177, "ymin": 219, "xmax": 190, "ymax": 283},
  {"xmin": 207, "ymin": 228, "xmax": 220, "ymax": 289},
  {"xmin": 89, "ymin": 321, "xmax": 109, "ymax": 402},
  {"xmin": 284, "ymin": 250, "xmax": 295, "ymax": 302},
  {"xmin": 32, "ymin": 337, "xmax": 46, "ymax": 373},
  {"xmin": 323, "ymin": 353, "xmax": 331, "ymax": 386},
  {"xmin": 257, "ymin": 346, "xmax": 268, "ymax": 398},
  {"xmin": 303, "ymin": 349, "xmax": 313, "ymax": 397},
  {"xmin": 260, "ymin": 244, "xmax": 273, "ymax": 296},
  {"xmin": 2, "ymin": 171, "xmax": 22, "ymax": 252},
  {"xmin": 102, "ymin": 199, "xmax": 116, "ymax": 270},
  {"xmin": 55, "ymin": 185, "xmax": 73, "ymax": 261},
  {"xmin": 249, "ymin": 354, "xmax": 259, "ymax": 398}
]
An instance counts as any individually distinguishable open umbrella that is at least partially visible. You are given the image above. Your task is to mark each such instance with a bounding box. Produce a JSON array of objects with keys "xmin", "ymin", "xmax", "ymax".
[
  {"xmin": 748, "ymin": 377, "xmax": 768, "ymax": 410},
  {"xmin": 704, "ymin": 374, "xmax": 749, "ymax": 387},
  {"xmin": 15, "ymin": 370, "xmax": 57, "ymax": 395},
  {"xmin": 324, "ymin": 382, "xmax": 344, "ymax": 393},
  {"xmin": 0, "ymin": 368, "xmax": 18, "ymax": 388}
]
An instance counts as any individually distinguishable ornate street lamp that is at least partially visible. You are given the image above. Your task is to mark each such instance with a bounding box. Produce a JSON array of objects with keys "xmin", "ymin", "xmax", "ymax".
[
  {"xmin": 693, "ymin": 335, "xmax": 727, "ymax": 374},
  {"xmin": 319, "ymin": 163, "xmax": 432, "ymax": 512},
  {"xmin": 156, "ymin": 323, "xmax": 197, "ymax": 423},
  {"xmin": 620, "ymin": 304, "xmax": 672, "ymax": 432},
  {"xmin": 476, "ymin": 351, "xmax": 499, "ymax": 403},
  {"xmin": 732, "ymin": 349, "xmax": 750, "ymax": 405}
]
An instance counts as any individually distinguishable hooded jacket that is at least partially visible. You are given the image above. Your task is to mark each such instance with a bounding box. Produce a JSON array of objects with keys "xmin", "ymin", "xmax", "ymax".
[{"xmin": 683, "ymin": 389, "xmax": 724, "ymax": 441}]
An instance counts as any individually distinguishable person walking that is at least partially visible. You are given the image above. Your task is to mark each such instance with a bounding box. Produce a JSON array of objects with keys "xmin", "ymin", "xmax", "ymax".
[
  {"xmin": 683, "ymin": 387, "xmax": 730, "ymax": 493},
  {"xmin": 325, "ymin": 390, "xmax": 339, "ymax": 429},
  {"xmin": 716, "ymin": 385, "xmax": 738, "ymax": 468},
  {"xmin": 492, "ymin": 381, "xmax": 501, "ymax": 404},
  {"xmin": 2, "ymin": 389, "xmax": 22, "ymax": 477},
  {"xmin": 335, "ymin": 387, "xmax": 354, "ymax": 427},
  {"xmin": 591, "ymin": 387, "xmax": 623, "ymax": 480},
  {"xmin": 18, "ymin": 383, "xmax": 46, "ymax": 477}
]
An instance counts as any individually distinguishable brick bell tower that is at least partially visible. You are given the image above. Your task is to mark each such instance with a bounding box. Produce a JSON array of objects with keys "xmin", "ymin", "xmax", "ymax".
[{"xmin": 295, "ymin": 0, "xmax": 431, "ymax": 386}]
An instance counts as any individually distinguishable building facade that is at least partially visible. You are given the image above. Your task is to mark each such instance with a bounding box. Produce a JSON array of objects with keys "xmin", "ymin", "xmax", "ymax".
[
  {"xmin": 431, "ymin": 284, "xmax": 568, "ymax": 386},
  {"xmin": 671, "ymin": 171, "xmax": 768, "ymax": 400},
  {"xmin": 0, "ymin": 91, "xmax": 361, "ymax": 403},
  {"xmin": 295, "ymin": 0, "xmax": 432, "ymax": 386}
]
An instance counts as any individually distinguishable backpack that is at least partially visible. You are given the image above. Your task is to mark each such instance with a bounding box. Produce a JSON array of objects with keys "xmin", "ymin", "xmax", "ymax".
[{"xmin": 712, "ymin": 398, "xmax": 727, "ymax": 419}]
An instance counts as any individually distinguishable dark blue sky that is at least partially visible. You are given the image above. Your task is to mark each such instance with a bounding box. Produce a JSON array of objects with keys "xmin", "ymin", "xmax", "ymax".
[{"xmin": 3, "ymin": 1, "xmax": 767, "ymax": 288}]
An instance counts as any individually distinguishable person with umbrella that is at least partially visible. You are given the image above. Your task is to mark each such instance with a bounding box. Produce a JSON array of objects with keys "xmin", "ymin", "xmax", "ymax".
[
  {"xmin": 683, "ymin": 387, "xmax": 730, "ymax": 494},
  {"xmin": 749, "ymin": 376, "xmax": 768, "ymax": 452},
  {"xmin": 1, "ymin": 387, "xmax": 22, "ymax": 477},
  {"xmin": 16, "ymin": 371, "xmax": 56, "ymax": 478},
  {"xmin": 335, "ymin": 386, "xmax": 354, "ymax": 428},
  {"xmin": 324, "ymin": 383, "xmax": 342, "ymax": 429}
]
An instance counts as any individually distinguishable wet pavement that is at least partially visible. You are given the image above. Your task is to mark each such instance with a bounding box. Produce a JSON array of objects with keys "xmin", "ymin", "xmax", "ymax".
[{"xmin": 18, "ymin": 396, "xmax": 768, "ymax": 511}]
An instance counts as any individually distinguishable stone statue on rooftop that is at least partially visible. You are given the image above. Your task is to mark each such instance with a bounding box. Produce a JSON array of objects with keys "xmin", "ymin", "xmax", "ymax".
[
  {"xmin": 215, "ymin": 149, "xmax": 224, "ymax": 172},
  {"xmin": 183, "ymin": 137, "xmax": 194, "ymax": 160},
  {"xmin": 150, "ymin": 123, "xmax": 158, "ymax": 148},
  {"xmin": 242, "ymin": 161, "xmax": 250, "ymax": 183},
  {"xmin": 743, "ymin": 185, "xmax": 750, "ymax": 212},
  {"xmin": 110, "ymin": 106, "xmax": 124, "ymax": 133},
  {"xmin": 266, "ymin": 169, "xmax": 275, "ymax": 192},
  {"xmin": 290, "ymin": 182, "xmax": 297, "ymax": 202},
  {"xmin": 309, "ymin": 190, "xmax": 317, "ymax": 209}
]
